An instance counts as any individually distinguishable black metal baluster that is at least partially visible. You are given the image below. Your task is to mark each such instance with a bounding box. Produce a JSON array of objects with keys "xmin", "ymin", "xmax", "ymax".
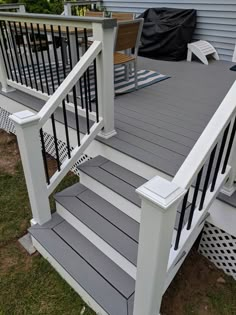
[
  {"xmin": 222, "ymin": 117, "xmax": 236, "ymax": 174},
  {"xmin": 210, "ymin": 124, "xmax": 230, "ymax": 192},
  {"xmin": 37, "ymin": 24, "xmax": 49, "ymax": 95},
  {"xmin": 24, "ymin": 22, "xmax": 38, "ymax": 90},
  {"xmin": 93, "ymin": 59, "xmax": 99, "ymax": 122},
  {"xmin": 50, "ymin": 25, "xmax": 61, "ymax": 88},
  {"xmin": 0, "ymin": 22, "xmax": 11, "ymax": 79},
  {"xmin": 174, "ymin": 190, "xmax": 189, "ymax": 250},
  {"xmin": 30, "ymin": 23, "xmax": 44, "ymax": 92},
  {"xmin": 8, "ymin": 21, "xmax": 22, "ymax": 84},
  {"xmin": 70, "ymin": 29, "xmax": 81, "ymax": 146},
  {"xmin": 40, "ymin": 128, "xmax": 50, "ymax": 185},
  {"xmin": 62, "ymin": 99, "xmax": 71, "ymax": 158},
  {"xmin": 187, "ymin": 167, "xmax": 203, "ymax": 230},
  {"xmin": 2, "ymin": 21, "xmax": 17, "ymax": 82},
  {"xmin": 72, "ymin": 85, "xmax": 81, "ymax": 146},
  {"xmin": 19, "ymin": 22, "xmax": 33, "ymax": 89},
  {"xmin": 43, "ymin": 24, "xmax": 55, "ymax": 93},
  {"xmin": 199, "ymin": 145, "xmax": 217, "ymax": 210},
  {"xmin": 13, "ymin": 22, "xmax": 27, "ymax": 86},
  {"xmin": 84, "ymin": 28, "xmax": 92, "ymax": 112},
  {"xmin": 83, "ymin": 72, "xmax": 90, "ymax": 134},
  {"xmin": 58, "ymin": 25, "xmax": 68, "ymax": 101},
  {"xmin": 74, "ymin": 27, "xmax": 84, "ymax": 109},
  {"xmin": 51, "ymin": 114, "xmax": 61, "ymax": 171}
]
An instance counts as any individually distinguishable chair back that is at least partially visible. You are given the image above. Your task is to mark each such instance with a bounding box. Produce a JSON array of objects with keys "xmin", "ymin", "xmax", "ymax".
[
  {"xmin": 114, "ymin": 18, "xmax": 143, "ymax": 56},
  {"xmin": 85, "ymin": 10, "xmax": 104, "ymax": 17},
  {"xmin": 111, "ymin": 12, "xmax": 134, "ymax": 21}
]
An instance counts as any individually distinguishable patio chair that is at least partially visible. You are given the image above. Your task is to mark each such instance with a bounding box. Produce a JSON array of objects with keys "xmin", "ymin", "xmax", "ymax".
[
  {"xmin": 111, "ymin": 12, "xmax": 135, "ymax": 21},
  {"xmin": 114, "ymin": 18, "xmax": 144, "ymax": 90}
]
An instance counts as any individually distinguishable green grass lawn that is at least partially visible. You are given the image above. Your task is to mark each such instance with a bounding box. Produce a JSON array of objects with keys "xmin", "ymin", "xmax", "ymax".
[
  {"xmin": 1, "ymin": 130, "xmax": 236, "ymax": 315},
  {"xmin": 0, "ymin": 131, "xmax": 94, "ymax": 315}
]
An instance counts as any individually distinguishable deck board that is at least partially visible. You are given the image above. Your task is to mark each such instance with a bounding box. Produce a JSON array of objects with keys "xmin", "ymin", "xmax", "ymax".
[{"xmin": 1, "ymin": 57, "xmax": 236, "ymax": 179}]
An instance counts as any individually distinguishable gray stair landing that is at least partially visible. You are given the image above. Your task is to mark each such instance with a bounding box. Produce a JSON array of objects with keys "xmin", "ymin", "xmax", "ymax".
[
  {"xmin": 55, "ymin": 183, "xmax": 139, "ymax": 266},
  {"xmin": 78, "ymin": 155, "xmax": 191, "ymax": 229},
  {"xmin": 29, "ymin": 213, "xmax": 135, "ymax": 315}
]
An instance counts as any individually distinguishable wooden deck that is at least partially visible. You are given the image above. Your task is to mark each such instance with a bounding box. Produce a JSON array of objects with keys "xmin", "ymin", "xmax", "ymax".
[{"xmin": 1, "ymin": 56, "xmax": 236, "ymax": 177}]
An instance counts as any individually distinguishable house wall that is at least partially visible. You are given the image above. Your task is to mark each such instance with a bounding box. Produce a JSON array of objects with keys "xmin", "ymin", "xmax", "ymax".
[{"xmin": 104, "ymin": 0, "xmax": 236, "ymax": 61}]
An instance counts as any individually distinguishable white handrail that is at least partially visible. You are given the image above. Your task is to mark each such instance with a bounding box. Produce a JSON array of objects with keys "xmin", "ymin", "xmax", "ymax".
[
  {"xmin": 173, "ymin": 80, "xmax": 236, "ymax": 190},
  {"xmin": 38, "ymin": 40, "xmax": 102, "ymax": 128}
]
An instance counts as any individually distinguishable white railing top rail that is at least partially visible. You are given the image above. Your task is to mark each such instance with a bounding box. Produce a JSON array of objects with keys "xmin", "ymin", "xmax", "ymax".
[
  {"xmin": 0, "ymin": 3, "xmax": 25, "ymax": 11},
  {"xmin": 64, "ymin": 1, "xmax": 102, "ymax": 5},
  {"xmin": 38, "ymin": 40, "xmax": 102, "ymax": 128},
  {"xmin": 173, "ymin": 80, "xmax": 236, "ymax": 190},
  {"xmin": 0, "ymin": 11, "xmax": 116, "ymax": 29}
]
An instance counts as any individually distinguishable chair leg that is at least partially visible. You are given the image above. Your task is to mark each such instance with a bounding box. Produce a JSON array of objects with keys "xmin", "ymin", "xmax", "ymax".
[
  {"xmin": 125, "ymin": 64, "xmax": 129, "ymax": 81},
  {"xmin": 134, "ymin": 61, "xmax": 138, "ymax": 90}
]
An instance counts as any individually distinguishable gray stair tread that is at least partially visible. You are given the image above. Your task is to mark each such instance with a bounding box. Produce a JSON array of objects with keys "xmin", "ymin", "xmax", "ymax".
[
  {"xmin": 78, "ymin": 156, "xmax": 187, "ymax": 211},
  {"xmin": 55, "ymin": 181, "xmax": 191, "ymax": 267},
  {"xmin": 78, "ymin": 156, "xmax": 144, "ymax": 207},
  {"xmin": 29, "ymin": 214, "xmax": 134, "ymax": 315},
  {"xmin": 55, "ymin": 183, "xmax": 139, "ymax": 265}
]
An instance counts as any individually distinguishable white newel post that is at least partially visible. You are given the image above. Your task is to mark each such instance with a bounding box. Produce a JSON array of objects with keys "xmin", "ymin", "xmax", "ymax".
[
  {"xmin": 64, "ymin": 3, "xmax": 72, "ymax": 16},
  {"xmin": 10, "ymin": 110, "xmax": 51, "ymax": 225},
  {"xmin": 133, "ymin": 176, "xmax": 186, "ymax": 315},
  {"xmin": 92, "ymin": 21, "xmax": 117, "ymax": 139},
  {"xmin": 19, "ymin": 4, "xmax": 26, "ymax": 13}
]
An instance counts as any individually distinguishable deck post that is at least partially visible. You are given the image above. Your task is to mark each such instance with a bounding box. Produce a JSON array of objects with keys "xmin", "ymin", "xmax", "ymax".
[
  {"xmin": 92, "ymin": 21, "xmax": 117, "ymax": 139},
  {"xmin": 18, "ymin": 4, "xmax": 26, "ymax": 13},
  {"xmin": 64, "ymin": 2, "xmax": 72, "ymax": 16},
  {"xmin": 10, "ymin": 110, "xmax": 51, "ymax": 225},
  {"xmin": 133, "ymin": 176, "xmax": 186, "ymax": 315}
]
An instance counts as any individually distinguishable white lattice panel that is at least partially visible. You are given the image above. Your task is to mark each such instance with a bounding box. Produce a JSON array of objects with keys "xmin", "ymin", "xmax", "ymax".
[
  {"xmin": 0, "ymin": 106, "xmax": 91, "ymax": 175},
  {"xmin": 42, "ymin": 132, "xmax": 91, "ymax": 176},
  {"xmin": 199, "ymin": 222, "xmax": 236, "ymax": 280},
  {"xmin": 0, "ymin": 107, "xmax": 15, "ymax": 134}
]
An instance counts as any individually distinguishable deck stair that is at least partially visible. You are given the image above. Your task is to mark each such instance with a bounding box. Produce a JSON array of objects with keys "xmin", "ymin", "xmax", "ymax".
[{"xmin": 29, "ymin": 155, "xmax": 191, "ymax": 315}]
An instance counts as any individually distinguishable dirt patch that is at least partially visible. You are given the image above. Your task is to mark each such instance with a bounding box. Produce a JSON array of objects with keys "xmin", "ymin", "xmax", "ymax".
[
  {"xmin": 161, "ymin": 247, "xmax": 232, "ymax": 315},
  {"xmin": 0, "ymin": 130, "xmax": 20, "ymax": 174}
]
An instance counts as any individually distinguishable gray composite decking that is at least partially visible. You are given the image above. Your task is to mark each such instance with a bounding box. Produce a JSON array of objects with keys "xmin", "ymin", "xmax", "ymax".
[
  {"xmin": 2, "ymin": 57, "xmax": 235, "ymax": 176},
  {"xmin": 1, "ymin": 57, "xmax": 236, "ymax": 204},
  {"xmin": 78, "ymin": 155, "xmax": 191, "ymax": 231},
  {"xmin": 29, "ymin": 213, "xmax": 135, "ymax": 315}
]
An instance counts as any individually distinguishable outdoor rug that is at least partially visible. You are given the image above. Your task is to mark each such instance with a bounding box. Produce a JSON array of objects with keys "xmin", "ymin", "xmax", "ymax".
[
  {"xmin": 113, "ymin": 66, "xmax": 170, "ymax": 95},
  {"xmin": 13, "ymin": 63, "xmax": 170, "ymax": 97}
]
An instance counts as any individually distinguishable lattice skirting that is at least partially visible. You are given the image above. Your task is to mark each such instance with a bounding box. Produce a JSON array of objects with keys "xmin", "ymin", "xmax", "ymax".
[
  {"xmin": 0, "ymin": 106, "xmax": 90, "ymax": 175},
  {"xmin": 199, "ymin": 222, "xmax": 236, "ymax": 280}
]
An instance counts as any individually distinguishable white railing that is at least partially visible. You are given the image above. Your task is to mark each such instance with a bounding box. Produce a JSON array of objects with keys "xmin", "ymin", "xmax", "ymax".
[
  {"xmin": 0, "ymin": 3, "xmax": 25, "ymax": 13},
  {"xmin": 6, "ymin": 13, "xmax": 117, "ymax": 226},
  {"xmin": 133, "ymin": 80, "xmax": 236, "ymax": 315}
]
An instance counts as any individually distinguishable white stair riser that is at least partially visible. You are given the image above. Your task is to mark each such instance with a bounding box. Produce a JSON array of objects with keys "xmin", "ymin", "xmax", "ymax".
[
  {"xmin": 84, "ymin": 139, "xmax": 164, "ymax": 181},
  {"xmin": 79, "ymin": 171, "xmax": 141, "ymax": 222},
  {"xmin": 56, "ymin": 202, "xmax": 137, "ymax": 280}
]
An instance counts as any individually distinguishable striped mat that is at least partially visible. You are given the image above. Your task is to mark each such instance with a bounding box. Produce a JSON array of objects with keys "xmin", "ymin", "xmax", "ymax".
[
  {"xmin": 14, "ymin": 63, "xmax": 170, "ymax": 96},
  {"xmin": 114, "ymin": 66, "xmax": 170, "ymax": 95}
]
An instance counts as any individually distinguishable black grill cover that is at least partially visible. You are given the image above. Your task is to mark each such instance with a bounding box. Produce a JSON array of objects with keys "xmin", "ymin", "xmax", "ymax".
[{"xmin": 138, "ymin": 7, "xmax": 197, "ymax": 61}]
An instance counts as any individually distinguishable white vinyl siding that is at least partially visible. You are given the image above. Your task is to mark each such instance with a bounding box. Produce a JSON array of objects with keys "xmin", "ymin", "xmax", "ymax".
[{"xmin": 103, "ymin": 0, "xmax": 236, "ymax": 61}]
